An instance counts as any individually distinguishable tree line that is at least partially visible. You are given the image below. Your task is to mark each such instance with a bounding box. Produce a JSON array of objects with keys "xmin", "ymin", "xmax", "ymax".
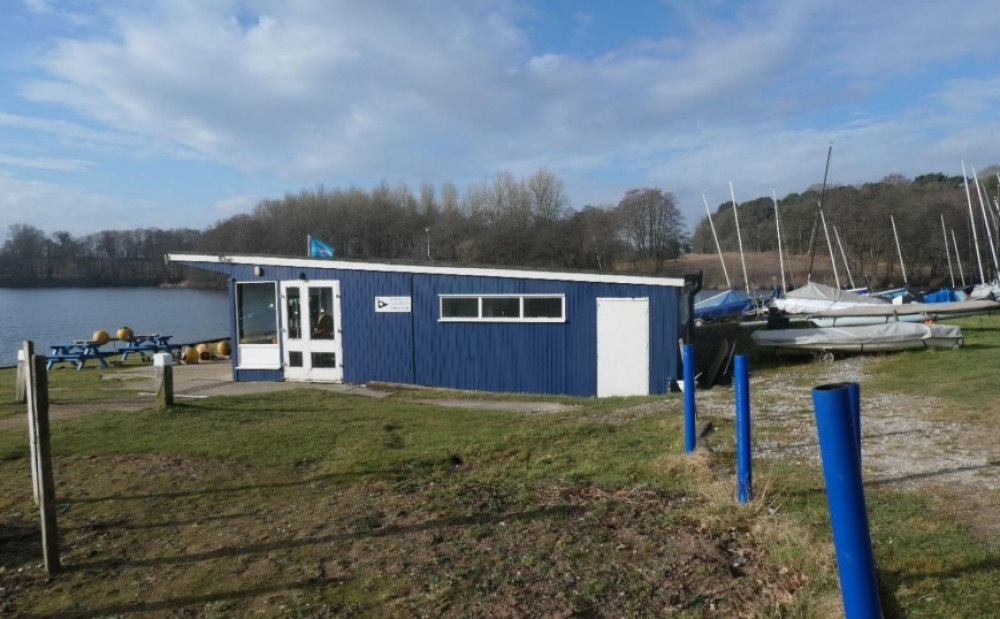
[
  {"xmin": 690, "ymin": 168, "xmax": 1000, "ymax": 289},
  {"xmin": 0, "ymin": 168, "xmax": 686, "ymax": 287},
  {"xmin": 0, "ymin": 225, "xmax": 199, "ymax": 287},
  {"xmin": 2, "ymin": 165, "xmax": 998, "ymax": 289}
]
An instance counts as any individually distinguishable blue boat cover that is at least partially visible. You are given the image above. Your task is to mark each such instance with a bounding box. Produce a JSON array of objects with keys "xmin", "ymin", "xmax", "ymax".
[{"xmin": 694, "ymin": 289, "xmax": 751, "ymax": 320}]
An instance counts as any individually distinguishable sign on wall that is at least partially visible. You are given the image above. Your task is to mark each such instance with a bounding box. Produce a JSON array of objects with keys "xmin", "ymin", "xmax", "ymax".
[{"xmin": 375, "ymin": 296, "xmax": 412, "ymax": 313}]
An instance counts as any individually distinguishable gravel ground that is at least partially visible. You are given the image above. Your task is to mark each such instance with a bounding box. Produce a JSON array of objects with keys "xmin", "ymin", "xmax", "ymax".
[{"xmin": 692, "ymin": 355, "xmax": 1000, "ymax": 538}]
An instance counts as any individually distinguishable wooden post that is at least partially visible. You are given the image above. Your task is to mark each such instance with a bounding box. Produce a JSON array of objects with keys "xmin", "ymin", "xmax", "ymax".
[
  {"xmin": 16, "ymin": 348, "xmax": 27, "ymax": 403},
  {"xmin": 154, "ymin": 352, "xmax": 174, "ymax": 409},
  {"xmin": 27, "ymin": 350, "xmax": 60, "ymax": 574},
  {"xmin": 23, "ymin": 342, "xmax": 40, "ymax": 505}
]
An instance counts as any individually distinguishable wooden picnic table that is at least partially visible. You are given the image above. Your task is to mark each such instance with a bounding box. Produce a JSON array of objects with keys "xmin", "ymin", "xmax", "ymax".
[
  {"xmin": 46, "ymin": 340, "xmax": 112, "ymax": 371},
  {"xmin": 119, "ymin": 334, "xmax": 182, "ymax": 362}
]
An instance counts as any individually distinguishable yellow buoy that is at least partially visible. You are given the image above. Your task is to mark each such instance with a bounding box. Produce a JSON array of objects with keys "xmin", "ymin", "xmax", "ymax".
[
  {"xmin": 216, "ymin": 340, "xmax": 231, "ymax": 356},
  {"xmin": 116, "ymin": 326, "xmax": 134, "ymax": 341},
  {"xmin": 196, "ymin": 343, "xmax": 212, "ymax": 360},
  {"xmin": 181, "ymin": 346, "xmax": 199, "ymax": 364},
  {"xmin": 92, "ymin": 329, "xmax": 111, "ymax": 344}
]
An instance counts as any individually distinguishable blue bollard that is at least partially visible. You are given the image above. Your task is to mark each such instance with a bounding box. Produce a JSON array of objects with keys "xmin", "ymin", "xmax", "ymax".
[
  {"xmin": 812, "ymin": 383, "xmax": 882, "ymax": 618},
  {"xmin": 683, "ymin": 344, "xmax": 696, "ymax": 453},
  {"xmin": 846, "ymin": 382, "xmax": 861, "ymax": 459},
  {"xmin": 734, "ymin": 354, "xmax": 752, "ymax": 503}
]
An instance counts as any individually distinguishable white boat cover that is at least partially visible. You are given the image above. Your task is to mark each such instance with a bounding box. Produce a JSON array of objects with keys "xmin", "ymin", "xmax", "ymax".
[
  {"xmin": 772, "ymin": 282, "xmax": 888, "ymax": 314},
  {"xmin": 751, "ymin": 322, "xmax": 964, "ymax": 352},
  {"xmin": 808, "ymin": 299, "xmax": 1000, "ymax": 327}
]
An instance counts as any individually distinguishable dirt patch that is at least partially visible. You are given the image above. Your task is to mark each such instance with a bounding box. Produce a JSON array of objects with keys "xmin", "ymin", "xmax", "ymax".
[
  {"xmin": 416, "ymin": 398, "xmax": 578, "ymax": 414},
  {"xmin": 0, "ymin": 397, "xmax": 152, "ymax": 431},
  {"xmin": 0, "ymin": 453, "xmax": 807, "ymax": 616}
]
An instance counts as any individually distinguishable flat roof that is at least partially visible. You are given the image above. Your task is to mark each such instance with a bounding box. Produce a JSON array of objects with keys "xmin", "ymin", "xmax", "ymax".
[{"xmin": 167, "ymin": 252, "xmax": 688, "ymax": 287}]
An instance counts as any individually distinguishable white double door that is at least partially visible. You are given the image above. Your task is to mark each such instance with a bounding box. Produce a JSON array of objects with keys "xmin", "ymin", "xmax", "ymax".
[{"xmin": 280, "ymin": 280, "xmax": 343, "ymax": 382}]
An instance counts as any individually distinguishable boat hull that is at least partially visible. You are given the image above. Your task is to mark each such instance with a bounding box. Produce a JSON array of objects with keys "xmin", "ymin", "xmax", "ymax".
[{"xmin": 751, "ymin": 322, "xmax": 964, "ymax": 353}]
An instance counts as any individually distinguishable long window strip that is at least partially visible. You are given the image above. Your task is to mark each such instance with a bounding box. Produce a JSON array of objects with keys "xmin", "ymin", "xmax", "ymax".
[{"xmin": 439, "ymin": 294, "xmax": 565, "ymax": 322}]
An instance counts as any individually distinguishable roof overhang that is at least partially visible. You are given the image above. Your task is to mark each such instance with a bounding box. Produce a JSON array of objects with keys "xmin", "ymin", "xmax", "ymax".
[{"xmin": 167, "ymin": 252, "xmax": 687, "ymax": 288}]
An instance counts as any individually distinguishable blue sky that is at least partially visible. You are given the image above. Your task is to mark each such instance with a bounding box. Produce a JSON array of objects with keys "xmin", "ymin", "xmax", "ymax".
[{"xmin": 2, "ymin": 0, "xmax": 1000, "ymax": 237}]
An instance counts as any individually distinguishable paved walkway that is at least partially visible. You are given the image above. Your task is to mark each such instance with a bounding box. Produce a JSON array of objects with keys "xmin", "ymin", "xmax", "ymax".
[{"xmin": 102, "ymin": 361, "xmax": 389, "ymax": 399}]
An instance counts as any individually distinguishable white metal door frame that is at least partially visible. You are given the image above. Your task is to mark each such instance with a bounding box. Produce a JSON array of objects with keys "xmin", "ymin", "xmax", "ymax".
[{"xmin": 279, "ymin": 280, "xmax": 343, "ymax": 382}]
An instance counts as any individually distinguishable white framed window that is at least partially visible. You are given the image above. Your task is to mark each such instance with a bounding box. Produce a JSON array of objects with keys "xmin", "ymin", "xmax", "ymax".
[{"xmin": 439, "ymin": 294, "xmax": 566, "ymax": 322}]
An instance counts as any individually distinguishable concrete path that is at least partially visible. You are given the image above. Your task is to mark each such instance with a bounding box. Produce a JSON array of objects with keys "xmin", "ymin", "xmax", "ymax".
[{"xmin": 102, "ymin": 361, "xmax": 391, "ymax": 399}]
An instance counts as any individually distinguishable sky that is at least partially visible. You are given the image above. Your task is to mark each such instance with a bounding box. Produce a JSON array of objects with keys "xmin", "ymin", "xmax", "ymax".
[{"xmin": 2, "ymin": 0, "xmax": 1000, "ymax": 237}]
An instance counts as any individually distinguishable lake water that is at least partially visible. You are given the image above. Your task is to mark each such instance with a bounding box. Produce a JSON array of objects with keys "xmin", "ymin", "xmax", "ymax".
[{"xmin": 0, "ymin": 287, "xmax": 230, "ymax": 367}]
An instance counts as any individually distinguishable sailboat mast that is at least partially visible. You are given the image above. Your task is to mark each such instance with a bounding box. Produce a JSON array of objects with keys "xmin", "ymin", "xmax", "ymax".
[
  {"xmin": 941, "ymin": 214, "xmax": 956, "ymax": 288},
  {"xmin": 972, "ymin": 166, "xmax": 1000, "ymax": 280},
  {"xmin": 807, "ymin": 143, "xmax": 833, "ymax": 280},
  {"xmin": 951, "ymin": 228, "xmax": 966, "ymax": 287},
  {"xmin": 890, "ymin": 215, "xmax": 908, "ymax": 286},
  {"xmin": 771, "ymin": 188, "xmax": 788, "ymax": 292},
  {"xmin": 818, "ymin": 206, "xmax": 841, "ymax": 288},
  {"xmin": 961, "ymin": 160, "xmax": 986, "ymax": 284},
  {"xmin": 833, "ymin": 226, "xmax": 855, "ymax": 289},
  {"xmin": 729, "ymin": 182, "xmax": 751, "ymax": 297},
  {"xmin": 702, "ymin": 192, "xmax": 732, "ymax": 289}
]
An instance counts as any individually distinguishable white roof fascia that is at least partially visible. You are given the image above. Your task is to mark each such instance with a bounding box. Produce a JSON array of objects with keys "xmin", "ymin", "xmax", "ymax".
[{"xmin": 167, "ymin": 253, "xmax": 686, "ymax": 288}]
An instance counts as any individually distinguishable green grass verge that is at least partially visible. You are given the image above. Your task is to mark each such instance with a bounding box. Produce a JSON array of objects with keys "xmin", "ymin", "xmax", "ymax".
[{"xmin": 2, "ymin": 316, "xmax": 1000, "ymax": 617}]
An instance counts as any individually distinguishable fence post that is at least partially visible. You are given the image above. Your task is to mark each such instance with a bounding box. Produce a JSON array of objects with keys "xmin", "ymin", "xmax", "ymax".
[
  {"xmin": 682, "ymin": 344, "xmax": 696, "ymax": 453},
  {"xmin": 26, "ymin": 348, "xmax": 60, "ymax": 574},
  {"xmin": 23, "ymin": 342, "xmax": 41, "ymax": 505},
  {"xmin": 734, "ymin": 354, "xmax": 752, "ymax": 503},
  {"xmin": 16, "ymin": 348, "xmax": 27, "ymax": 404},
  {"xmin": 812, "ymin": 383, "xmax": 881, "ymax": 618},
  {"xmin": 154, "ymin": 352, "xmax": 174, "ymax": 409}
]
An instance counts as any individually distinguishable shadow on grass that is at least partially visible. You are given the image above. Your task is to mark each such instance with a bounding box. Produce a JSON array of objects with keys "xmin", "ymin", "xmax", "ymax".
[
  {"xmin": 878, "ymin": 556, "xmax": 1000, "ymax": 619},
  {"xmin": 60, "ymin": 512, "xmax": 249, "ymax": 532},
  {"xmin": 62, "ymin": 472, "xmax": 375, "ymax": 504},
  {"xmin": 65, "ymin": 504, "xmax": 584, "ymax": 573},
  {"xmin": 866, "ymin": 461, "xmax": 1000, "ymax": 487},
  {"xmin": 46, "ymin": 578, "xmax": 333, "ymax": 619}
]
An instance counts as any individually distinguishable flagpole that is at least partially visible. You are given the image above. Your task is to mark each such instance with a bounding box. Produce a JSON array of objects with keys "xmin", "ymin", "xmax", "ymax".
[{"xmin": 307, "ymin": 234, "xmax": 312, "ymax": 257}]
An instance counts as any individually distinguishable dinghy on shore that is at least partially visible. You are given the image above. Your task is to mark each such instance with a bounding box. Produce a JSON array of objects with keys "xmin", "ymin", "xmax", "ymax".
[
  {"xmin": 807, "ymin": 299, "xmax": 1000, "ymax": 327},
  {"xmin": 751, "ymin": 322, "xmax": 964, "ymax": 357}
]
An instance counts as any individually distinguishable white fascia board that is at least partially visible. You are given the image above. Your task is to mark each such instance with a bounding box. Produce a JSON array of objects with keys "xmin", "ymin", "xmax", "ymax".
[{"xmin": 167, "ymin": 252, "xmax": 686, "ymax": 288}]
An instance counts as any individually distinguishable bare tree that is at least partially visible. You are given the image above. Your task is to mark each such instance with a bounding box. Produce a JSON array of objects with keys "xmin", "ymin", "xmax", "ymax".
[{"xmin": 615, "ymin": 188, "xmax": 686, "ymax": 271}]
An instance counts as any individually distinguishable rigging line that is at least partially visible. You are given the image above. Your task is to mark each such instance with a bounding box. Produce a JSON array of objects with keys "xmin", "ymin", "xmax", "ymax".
[
  {"xmin": 772, "ymin": 188, "xmax": 788, "ymax": 292},
  {"xmin": 807, "ymin": 143, "xmax": 833, "ymax": 281},
  {"xmin": 961, "ymin": 160, "xmax": 986, "ymax": 284},
  {"xmin": 701, "ymin": 192, "xmax": 731, "ymax": 289},
  {"xmin": 941, "ymin": 214, "xmax": 956, "ymax": 289},
  {"xmin": 729, "ymin": 182, "xmax": 751, "ymax": 297}
]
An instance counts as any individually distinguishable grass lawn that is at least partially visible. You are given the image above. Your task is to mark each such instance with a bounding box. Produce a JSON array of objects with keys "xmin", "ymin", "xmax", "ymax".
[{"xmin": 2, "ymin": 316, "xmax": 1000, "ymax": 616}]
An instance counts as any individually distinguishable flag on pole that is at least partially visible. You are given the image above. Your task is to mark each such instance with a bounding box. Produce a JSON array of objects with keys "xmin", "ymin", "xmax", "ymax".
[{"xmin": 308, "ymin": 235, "xmax": 335, "ymax": 258}]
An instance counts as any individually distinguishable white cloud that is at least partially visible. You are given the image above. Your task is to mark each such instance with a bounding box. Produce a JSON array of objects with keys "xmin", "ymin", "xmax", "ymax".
[
  {"xmin": 0, "ymin": 173, "xmax": 156, "ymax": 234},
  {"xmin": 0, "ymin": 152, "xmax": 89, "ymax": 171},
  {"xmin": 6, "ymin": 0, "xmax": 1000, "ymax": 232},
  {"xmin": 213, "ymin": 194, "xmax": 258, "ymax": 215}
]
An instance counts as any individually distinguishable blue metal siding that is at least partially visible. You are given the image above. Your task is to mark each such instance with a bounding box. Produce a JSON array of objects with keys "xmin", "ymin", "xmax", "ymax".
[
  {"xmin": 182, "ymin": 260, "xmax": 680, "ymax": 396},
  {"xmin": 413, "ymin": 275, "xmax": 679, "ymax": 397},
  {"xmin": 336, "ymin": 270, "xmax": 414, "ymax": 385}
]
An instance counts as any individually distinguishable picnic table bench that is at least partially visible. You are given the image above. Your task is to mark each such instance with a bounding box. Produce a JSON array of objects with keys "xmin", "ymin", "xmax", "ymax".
[
  {"xmin": 119, "ymin": 334, "xmax": 183, "ymax": 362},
  {"xmin": 46, "ymin": 341, "xmax": 113, "ymax": 371}
]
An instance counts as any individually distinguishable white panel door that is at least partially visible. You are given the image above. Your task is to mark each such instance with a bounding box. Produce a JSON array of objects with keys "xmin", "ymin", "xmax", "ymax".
[
  {"xmin": 280, "ymin": 280, "xmax": 343, "ymax": 382},
  {"xmin": 596, "ymin": 298, "xmax": 650, "ymax": 397}
]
